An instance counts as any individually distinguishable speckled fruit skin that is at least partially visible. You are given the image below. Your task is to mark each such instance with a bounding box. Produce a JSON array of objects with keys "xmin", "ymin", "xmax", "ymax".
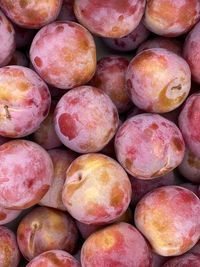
[
  {"xmin": 17, "ymin": 207, "xmax": 79, "ymax": 261},
  {"xmin": 130, "ymin": 171, "xmax": 182, "ymax": 206},
  {"xmin": 40, "ymin": 148, "xmax": 77, "ymax": 210},
  {"xmin": 90, "ymin": 56, "xmax": 131, "ymax": 113},
  {"xmin": 126, "ymin": 48, "xmax": 191, "ymax": 113},
  {"xmin": 183, "ymin": 22, "xmax": 200, "ymax": 84},
  {"xmin": 0, "ymin": 0, "xmax": 63, "ymax": 29},
  {"xmin": 179, "ymin": 93, "xmax": 200, "ymax": 158},
  {"xmin": 81, "ymin": 222, "xmax": 152, "ymax": 267},
  {"xmin": 144, "ymin": 0, "xmax": 200, "ymax": 37},
  {"xmin": 178, "ymin": 149, "xmax": 200, "ymax": 184},
  {"xmin": 115, "ymin": 114, "xmax": 185, "ymax": 179},
  {"xmin": 8, "ymin": 51, "xmax": 28, "ymax": 67},
  {"xmin": 33, "ymin": 104, "xmax": 62, "ymax": 150},
  {"xmin": 57, "ymin": 0, "xmax": 76, "ymax": 22},
  {"xmin": 135, "ymin": 186, "xmax": 200, "ymax": 256},
  {"xmin": 74, "ymin": 0, "xmax": 146, "ymax": 38},
  {"xmin": 76, "ymin": 207, "xmax": 133, "ymax": 240},
  {"xmin": 0, "ymin": 10, "xmax": 15, "ymax": 67},
  {"xmin": 26, "ymin": 250, "xmax": 81, "ymax": 267},
  {"xmin": 0, "ymin": 226, "xmax": 20, "ymax": 267},
  {"xmin": 137, "ymin": 37, "xmax": 182, "ymax": 55},
  {"xmin": 162, "ymin": 252, "xmax": 200, "ymax": 267},
  {"xmin": 30, "ymin": 21, "xmax": 96, "ymax": 89},
  {"xmin": 54, "ymin": 86, "xmax": 119, "ymax": 153},
  {"xmin": 0, "ymin": 66, "xmax": 51, "ymax": 138},
  {"xmin": 0, "ymin": 140, "xmax": 53, "ymax": 209},
  {"xmin": 103, "ymin": 22, "xmax": 150, "ymax": 52},
  {"xmin": 62, "ymin": 153, "xmax": 132, "ymax": 225},
  {"xmin": 0, "ymin": 207, "xmax": 21, "ymax": 225}
]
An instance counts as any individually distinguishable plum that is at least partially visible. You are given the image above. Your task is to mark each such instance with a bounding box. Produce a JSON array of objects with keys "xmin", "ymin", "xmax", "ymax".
[
  {"xmin": 144, "ymin": 0, "xmax": 200, "ymax": 37},
  {"xmin": 8, "ymin": 51, "xmax": 28, "ymax": 67},
  {"xmin": 17, "ymin": 207, "xmax": 79, "ymax": 260},
  {"xmin": 115, "ymin": 114, "xmax": 185, "ymax": 179},
  {"xmin": 126, "ymin": 48, "xmax": 191, "ymax": 113},
  {"xmin": 0, "ymin": 0, "xmax": 63, "ymax": 29},
  {"xmin": 0, "ymin": 140, "xmax": 53, "ymax": 209},
  {"xmin": 30, "ymin": 21, "xmax": 96, "ymax": 89},
  {"xmin": 179, "ymin": 93, "xmax": 200, "ymax": 158},
  {"xmin": 163, "ymin": 252, "xmax": 200, "ymax": 267},
  {"xmin": 135, "ymin": 186, "xmax": 200, "ymax": 256},
  {"xmin": 0, "ymin": 226, "xmax": 20, "ymax": 267},
  {"xmin": 183, "ymin": 21, "xmax": 200, "ymax": 84},
  {"xmin": 90, "ymin": 56, "xmax": 131, "ymax": 113},
  {"xmin": 33, "ymin": 104, "xmax": 62, "ymax": 150},
  {"xmin": 0, "ymin": 10, "xmax": 15, "ymax": 67},
  {"xmin": 54, "ymin": 86, "xmax": 119, "ymax": 153},
  {"xmin": 0, "ymin": 66, "xmax": 51, "ymax": 138},
  {"xmin": 26, "ymin": 250, "xmax": 80, "ymax": 267},
  {"xmin": 178, "ymin": 149, "xmax": 200, "ymax": 183},
  {"xmin": 40, "ymin": 148, "xmax": 77, "ymax": 210},
  {"xmin": 137, "ymin": 37, "xmax": 182, "ymax": 55},
  {"xmin": 62, "ymin": 153, "xmax": 132, "ymax": 224},
  {"xmin": 103, "ymin": 22, "xmax": 150, "ymax": 52},
  {"xmin": 74, "ymin": 0, "xmax": 146, "ymax": 38},
  {"xmin": 81, "ymin": 222, "xmax": 152, "ymax": 267}
]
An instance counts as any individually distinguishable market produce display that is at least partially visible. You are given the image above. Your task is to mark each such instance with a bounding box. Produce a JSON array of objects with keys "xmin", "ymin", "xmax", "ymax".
[{"xmin": 0, "ymin": 1, "xmax": 199, "ymax": 266}]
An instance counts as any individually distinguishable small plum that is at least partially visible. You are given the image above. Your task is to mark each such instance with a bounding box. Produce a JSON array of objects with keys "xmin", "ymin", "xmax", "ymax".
[
  {"xmin": 74, "ymin": 0, "xmax": 146, "ymax": 38},
  {"xmin": 126, "ymin": 48, "xmax": 191, "ymax": 113},
  {"xmin": 30, "ymin": 21, "xmax": 96, "ymax": 89},
  {"xmin": 0, "ymin": 0, "xmax": 63, "ymax": 29},
  {"xmin": 17, "ymin": 207, "xmax": 79, "ymax": 260},
  {"xmin": 54, "ymin": 86, "xmax": 119, "ymax": 153},
  {"xmin": 183, "ymin": 22, "xmax": 200, "ymax": 84},
  {"xmin": 103, "ymin": 22, "xmax": 150, "ymax": 52},
  {"xmin": 33, "ymin": 104, "xmax": 62, "ymax": 150},
  {"xmin": 137, "ymin": 37, "xmax": 182, "ymax": 55},
  {"xmin": 0, "ymin": 140, "xmax": 53, "ymax": 209},
  {"xmin": 0, "ymin": 10, "xmax": 15, "ymax": 67},
  {"xmin": 62, "ymin": 153, "xmax": 132, "ymax": 225},
  {"xmin": 162, "ymin": 252, "xmax": 200, "ymax": 267},
  {"xmin": 40, "ymin": 148, "xmax": 77, "ymax": 210},
  {"xmin": 135, "ymin": 186, "xmax": 200, "ymax": 256},
  {"xmin": 179, "ymin": 93, "xmax": 200, "ymax": 158},
  {"xmin": 90, "ymin": 56, "xmax": 131, "ymax": 113},
  {"xmin": 115, "ymin": 114, "xmax": 185, "ymax": 179},
  {"xmin": 0, "ymin": 226, "xmax": 20, "ymax": 267},
  {"xmin": 178, "ymin": 149, "xmax": 200, "ymax": 183},
  {"xmin": 144, "ymin": 0, "xmax": 200, "ymax": 37},
  {"xmin": 0, "ymin": 66, "xmax": 51, "ymax": 138},
  {"xmin": 26, "ymin": 250, "xmax": 80, "ymax": 267},
  {"xmin": 81, "ymin": 222, "xmax": 152, "ymax": 267},
  {"xmin": 130, "ymin": 171, "xmax": 182, "ymax": 206}
]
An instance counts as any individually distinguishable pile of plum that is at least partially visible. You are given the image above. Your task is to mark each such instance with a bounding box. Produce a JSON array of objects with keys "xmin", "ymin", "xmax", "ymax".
[{"xmin": 0, "ymin": 0, "xmax": 200, "ymax": 266}]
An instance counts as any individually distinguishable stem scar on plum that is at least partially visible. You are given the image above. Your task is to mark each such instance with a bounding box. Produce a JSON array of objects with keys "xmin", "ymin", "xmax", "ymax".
[
  {"xmin": 4, "ymin": 105, "xmax": 11, "ymax": 119},
  {"xmin": 171, "ymin": 84, "xmax": 182, "ymax": 91}
]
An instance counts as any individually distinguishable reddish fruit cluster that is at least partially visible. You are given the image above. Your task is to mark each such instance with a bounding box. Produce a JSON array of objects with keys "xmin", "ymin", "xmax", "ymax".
[{"xmin": 0, "ymin": 1, "xmax": 199, "ymax": 266}]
